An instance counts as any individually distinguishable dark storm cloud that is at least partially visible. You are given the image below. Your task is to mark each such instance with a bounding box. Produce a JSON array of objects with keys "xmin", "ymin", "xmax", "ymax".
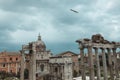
[
  {"xmin": 0, "ymin": 0, "xmax": 120, "ymax": 54},
  {"xmin": 0, "ymin": 41, "xmax": 21, "ymax": 51}
]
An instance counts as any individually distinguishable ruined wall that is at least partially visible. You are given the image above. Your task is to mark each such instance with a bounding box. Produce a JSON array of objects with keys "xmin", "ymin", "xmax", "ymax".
[{"xmin": 49, "ymin": 57, "xmax": 73, "ymax": 80}]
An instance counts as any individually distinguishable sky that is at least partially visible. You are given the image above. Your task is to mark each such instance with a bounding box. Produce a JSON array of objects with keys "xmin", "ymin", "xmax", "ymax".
[{"xmin": 0, "ymin": 0, "xmax": 120, "ymax": 54}]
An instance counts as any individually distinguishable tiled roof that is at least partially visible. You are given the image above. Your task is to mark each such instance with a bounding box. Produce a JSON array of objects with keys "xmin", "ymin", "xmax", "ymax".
[{"xmin": 0, "ymin": 51, "xmax": 20, "ymax": 56}]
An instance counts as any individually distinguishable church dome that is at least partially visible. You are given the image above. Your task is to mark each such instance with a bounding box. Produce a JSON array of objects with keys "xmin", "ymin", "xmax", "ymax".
[{"xmin": 36, "ymin": 34, "xmax": 46, "ymax": 51}]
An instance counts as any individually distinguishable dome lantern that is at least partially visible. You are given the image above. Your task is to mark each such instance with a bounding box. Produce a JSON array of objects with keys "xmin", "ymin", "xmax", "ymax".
[
  {"xmin": 38, "ymin": 33, "xmax": 41, "ymax": 41},
  {"xmin": 36, "ymin": 34, "xmax": 46, "ymax": 51}
]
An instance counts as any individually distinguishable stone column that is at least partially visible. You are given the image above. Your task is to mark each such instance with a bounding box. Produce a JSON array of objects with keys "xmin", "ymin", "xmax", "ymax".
[
  {"xmin": 64, "ymin": 61, "xmax": 67, "ymax": 80},
  {"xmin": 36, "ymin": 63, "xmax": 38, "ymax": 72},
  {"xmin": 94, "ymin": 48, "xmax": 101, "ymax": 80},
  {"xmin": 29, "ymin": 43, "xmax": 36, "ymax": 80},
  {"xmin": 88, "ymin": 46, "xmax": 95, "ymax": 80},
  {"xmin": 80, "ymin": 46, "xmax": 86, "ymax": 80},
  {"xmin": 50, "ymin": 64, "xmax": 52, "ymax": 80},
  {"xmin": 32, "ymin": 43, "xmax": 36, "ymax": 80},
  {"xmin": 60, "ymin": 66, "xmax": 62, "ymax": 80},
  {"xmin": 101, "ymin": 48, "xmax": 108, "ymax": 80},
  {"xmin": 112, "ymin": 48, "xmax": 120, "ymax": 80},
  {"xmin": 29, "ymin": 55, "xmax": 33, "ymax": 80},
  {"xmin": 107, "ymin": 48, "xmax": 114, "ymax": 80},
  {"xmin": 47, "ymin": 63, "xmax": 49, "ymax": 72},
  {"xmin": 58, "ymin": 65, "xmax": 60, "ymax": 80},
  {"xmin": 62, "ymin": 65, "xmax": 64, "ymax": 80},
  {"xmin": 20, "ymin": 49, "xmax": 25, "ymax": 80}
]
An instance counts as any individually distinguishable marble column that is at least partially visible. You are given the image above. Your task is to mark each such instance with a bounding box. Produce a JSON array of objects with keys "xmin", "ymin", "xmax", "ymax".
[
  {"xmin": 112, "ymin": 48, "xmax": 120, "ymax": 80},
  {"xmin": 88, "ymin": 46, "xmax": 95, "ymax": 80},
  {"xmin": 58, "ymin": 65, "xmax": 60, "ymax": 80},
  {"xmin": 32, "ymin": 43, "xmax": 36, "ymax": 80},
  {"xmin": 62, "ymin": 65, "xmax": 64, "ymax": 80},
  {"xmin": 50, "ymin": 64, "xmax": 53, "ymax": 80},
  {"xmin": 101, "ymin": 48, "xmax": 108, "ymax": 80},
  {"xmin": 80, "ymin": 47, "xmax": 86, "ymax": 80},
  {"xmin": 20, "ymin": 49, "xmax": 25, "ymax": 80},
  {"xmin": 107, "ymin": 48, "xmax": 114, "ymax": 80},
  {"xmin": 29, "ymin": 55, "xmax": 33, "ymax": 80},
  {"xmin": 29, "ymin": 43, "xmax": 36, "ymax": 80},
  {"xmin": 94, "ymin": 48, "xmax": 101, "ymax": 80}
]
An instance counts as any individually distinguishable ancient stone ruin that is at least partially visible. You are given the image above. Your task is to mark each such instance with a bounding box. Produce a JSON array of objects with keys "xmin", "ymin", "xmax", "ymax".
[
  {"xmin": 76, "ymin": 34, "xmax": 120, "ymax": 80},
  {"xmin": 20, "ymin": 35, "xmax": 73, "ymax": 80},
  {"xmin": 20, "ymin": 34, "xmax": 120, "ymax": 80}
]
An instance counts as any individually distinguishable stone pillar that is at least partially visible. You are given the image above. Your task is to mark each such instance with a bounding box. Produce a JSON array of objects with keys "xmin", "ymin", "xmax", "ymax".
[
  {"xmin": 80, "ymin": 47, "xmax": 86, "ymax": 80},
  {"xmin": 47, "ymin": 63, "xmax": 49, "ymax": 72},
  {"xmin": 107, "ymin": 48, "xmax": 114, "ymax": 80},
  {"xmin": 64, "ymin": 61, "xmax": 67, "ymax": 80},
  {"xmin": 101, "ymin": 48, "xmax": 108, "ymax": 80},
  {"xmin": 36, "ymin": 63, "xmax": 38, "ymax": 72},
  {"xmin": 62, "ymin": 65, "xmax": 64, "ymax": 80},
  {"xmin": 29, "ymin": 43, "xmax": 36, "ymax": 80},
  {"xmin": 60, "ymin": 66, "xmax": 62, "ymax": 80},
  {"xmin": 20, "ymin": 49, "xmax": 25, "ymax": 80},
  {"xmin": 112, "ymin": 48, "xmax": 120, "ymax": 80},
  {"xmin": 32, "ymin": 43, "xmax": 36, "ymax": 80},
  {"xmin": 94, "ymin": 48, "xmax": 101, "ymax": 80},
  {"xmin": 58, "ymin": 65, "xmax": 60, "ymax": 80},
  {"xmin": 50, "ymin": 64, "xmax": 52, "ymax": 80},
  {"xmin": 29, "ymin": 55, "xmax": 33, "ymax": 80},
  {"xmin": 88, "ymin": 46, "xmax": 95, "ymax": 80}
]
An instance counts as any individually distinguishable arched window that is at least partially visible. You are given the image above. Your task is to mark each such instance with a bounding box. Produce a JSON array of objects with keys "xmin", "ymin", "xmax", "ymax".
[
  {"xmin": 3, "ymin": 64, "xmax": 5, "ymax": 67},
  {"xmin": 55, "ymin": 67, "xmax": 58, "ymax": 72},
  {"xmin": 40, "ymin": 64, "xmax": 44, "ymax": 72},
  {"xmin": 16, "ymin": 58, "xmax": 18, "ymax": 61},
  {"xmin": 10, "ymin": 57, "xmax": 12, "ymax": 61}
]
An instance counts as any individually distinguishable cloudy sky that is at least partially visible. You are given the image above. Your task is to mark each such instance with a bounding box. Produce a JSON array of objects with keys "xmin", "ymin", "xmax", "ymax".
[{"xmin": 0, "ymin": 0, "xmax": 120, "ymax": 54}]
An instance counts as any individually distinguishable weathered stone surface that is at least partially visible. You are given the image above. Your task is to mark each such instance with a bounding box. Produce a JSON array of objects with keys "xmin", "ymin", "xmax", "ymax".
[
  {"xmin": 49, "ymin": 57, "xmax": 73, "ymax": 80},
  {"xmin": 20, "ymin": 35, "xmax": 52, "ymax": 80},
  {"xmin": 76, "ymin": 34, "xmax": 120, "ymax": 80}
]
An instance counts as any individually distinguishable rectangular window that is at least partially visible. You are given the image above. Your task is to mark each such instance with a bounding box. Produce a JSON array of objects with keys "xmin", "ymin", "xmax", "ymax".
[{"xmin": 3, "ymin": 64, "xmax": 5, "ymax": 67}]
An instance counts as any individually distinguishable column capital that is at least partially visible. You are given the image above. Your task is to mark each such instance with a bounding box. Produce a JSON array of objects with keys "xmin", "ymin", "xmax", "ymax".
[
  {"xmin": 80, "ymin": 46, "xmax": 84, "ymax": 50},
  {"xmin": 88, "ymin": 44, "xmax": 92, "ymax": 48},
  {"xmin": 87, "ymin": 45, "xmax": 92, "ymax": 49}
]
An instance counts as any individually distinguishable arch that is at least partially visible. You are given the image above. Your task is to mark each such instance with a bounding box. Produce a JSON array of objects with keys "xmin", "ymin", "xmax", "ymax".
[
  {"xmin": 40, "ymin": 64, "xmax": 44, "ymax": 72},
  {"xmin": 55, "ymin": 67, "xmax": 58, "ymax": 72}
]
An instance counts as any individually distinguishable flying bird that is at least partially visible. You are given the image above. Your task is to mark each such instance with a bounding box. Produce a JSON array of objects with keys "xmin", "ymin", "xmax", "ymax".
[{"xmin": 70, "ymin": 9, "xmax": 79, "ymax": 13}]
